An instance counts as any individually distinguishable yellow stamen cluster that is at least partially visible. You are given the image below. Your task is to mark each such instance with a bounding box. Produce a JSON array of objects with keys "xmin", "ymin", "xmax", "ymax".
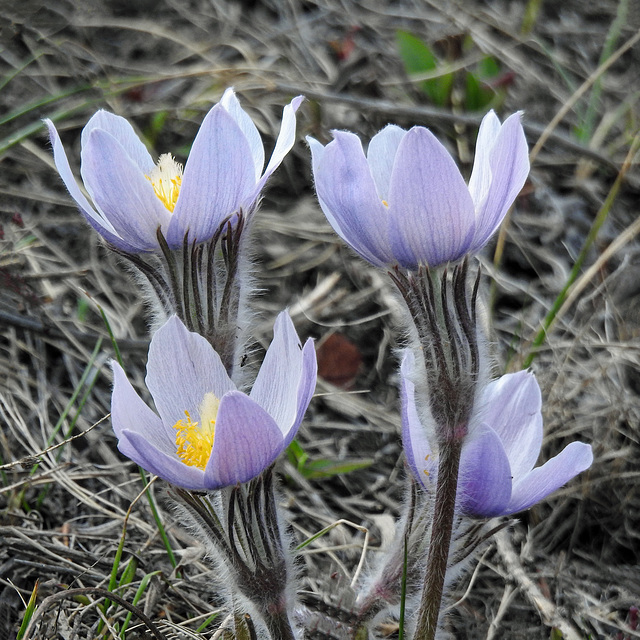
[
  {"xmin": 146, "ymin": 153, "xmax": 183, "ymax": 212},
  {"xmin": 173, "ymin": 393, "xmax": 220, "ymax": 469}
]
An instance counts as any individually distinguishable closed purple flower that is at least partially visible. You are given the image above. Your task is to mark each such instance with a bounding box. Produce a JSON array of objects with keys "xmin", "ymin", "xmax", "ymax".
[
  {"xmin": 111, "ymin": 312, "xmax": 317, "ymax": 490},
  {"xmin": 308, "ymin": 111, "xmax": 529, "ymax": 269},
  {"xmin": 400, "ymin": 351, "xmax": 593, "ymax": 517},
  {"xmin": 46, "ymin": 89, "xmax": 303, "ymax": 253}
]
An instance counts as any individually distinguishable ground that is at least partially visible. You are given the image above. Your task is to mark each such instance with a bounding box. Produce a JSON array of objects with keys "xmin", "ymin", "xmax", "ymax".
[{"xmin": 1, "ymin": 0, "xmax": 639, "ymax": 638}]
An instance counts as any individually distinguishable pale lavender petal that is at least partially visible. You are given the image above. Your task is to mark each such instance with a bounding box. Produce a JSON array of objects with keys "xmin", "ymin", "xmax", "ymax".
[
  {"xmin": 111, "ymin": 361, "xmax": 173, "ymax": 451},
  {"xmin": 366, "ymin": 124, "xmax": 406, "ymax": 202},
  {"xmin": 204, "ymin": 391, "xmax": 285, "ymax": 488},
  {"xmin": 250, "ymin": 312, "xmax": 304, "ymax": 434},
  {"xmin": 504, "ymin": 442, "xmax": 593, "ymax": 514},
  {"xmin": 120, "ymin": 429, "xmax": 206, "ymax": 490},
  {"xmin": 220, "ymin": 88, "xmax": 264, "ymax": 181},
  {"xmin": 251, "ymin": 95, "xmax": 304, "ymax": 202},
  {"xmin": 310, "ymin": 132, "xmax": 394, "ymax": 266},
  {"xmin": 46, "ymin": 119, "xmax": 143, "ymax": 251},
  {"xmin": 81, "ymin": 110, "xmax": 155, "ymax": 174},
  {"xmin": 467, "ymin": 110, "xmax": 501, "ymax": 207},
  {"xmin": 387, "ymin": 127, "xmax": 476, "ymax": 268},
  {"xmin": 479, "ymin": 371, "xmax": 543, "ymax": 478},
  {"xmin": 283, "ymin": 338, "xmax": 317, "ymax": 446},
  {"xmin": 458, "ymin": 424, "xmax": 512, "ymax": 517},
  {"xmin": 400, "ymin": 351, "xmax": 436, "ymax": 488},
  {"xmin": 145, "ymin": 316, "xmax": 235, "ymax": 434},
  {"xmin": 81, "ymin": 129, "xmax": 171, "ymax": 251},
  {"xmin": 471, "ymin": 112, "xmax": 529, "ymax": 248},
  {"xmin": 167, "ymin": 105, "xmax": 255, "ymax": 246}
]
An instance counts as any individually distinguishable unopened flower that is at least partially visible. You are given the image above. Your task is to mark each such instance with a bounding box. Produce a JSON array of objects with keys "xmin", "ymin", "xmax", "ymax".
[
  {"xmin": 400, "ymin": 351, "xmax": 593, "ymax": 517},
  {"xmin": 46, "ymin": 89, "xmax": 303, "ymax": 252},
  {"xmin": 111, "ymin": 312, "xmax": 317, "ymax": 490},
  {"xmin": 308, "ymin": 111, "xmax": 529, "ymax": 269}
]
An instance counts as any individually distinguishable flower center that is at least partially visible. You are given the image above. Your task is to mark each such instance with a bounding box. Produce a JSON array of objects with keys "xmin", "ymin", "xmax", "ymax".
[
  {"xmin": 173, "ymin": 392, "xmax": 220, "ymax": 469},
  {"xmin": 146, "ymin": 153, "xmax": 183, "ymax": 212}
]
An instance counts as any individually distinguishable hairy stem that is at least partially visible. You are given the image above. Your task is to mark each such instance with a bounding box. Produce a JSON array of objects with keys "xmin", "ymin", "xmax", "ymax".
[{"xmin": 414, "ymin": 438, "xmax": 462, "ymax": 640}]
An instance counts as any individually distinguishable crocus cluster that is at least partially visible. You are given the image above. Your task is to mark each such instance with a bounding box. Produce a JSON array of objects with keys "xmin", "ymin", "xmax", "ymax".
[
  {"xmin": 400, "ymin": 351, "xmax": 593, "ymax": 517},
  {"xmin": 111, "ymin": 312, "xmax": 316, "ymax": 490},
  {"xmin": 46, "ymin": 88, "xmax": 303, "ymax": 253},
  {"xmin": 308, "ymin": 110, "xmax": 529, "ymax": 269}
]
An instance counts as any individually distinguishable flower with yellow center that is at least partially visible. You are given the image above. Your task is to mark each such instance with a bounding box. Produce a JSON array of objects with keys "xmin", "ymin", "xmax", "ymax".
[
  {"xmin": 146, "ymin": 153, "xmax": 183, "ymax": 212},
  {"xmin": 174, "ymin": 393, "xmax": 220, "ymax": 470},
  {"xmin": 110, "ymin": 312, "xmax": 317, "ymax": 491}
]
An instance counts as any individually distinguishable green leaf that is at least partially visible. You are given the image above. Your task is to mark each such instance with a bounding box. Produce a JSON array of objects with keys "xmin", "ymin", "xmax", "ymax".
[{"xmin": 395, "ymin": 30, "xmax": 453, "ymax": 106}]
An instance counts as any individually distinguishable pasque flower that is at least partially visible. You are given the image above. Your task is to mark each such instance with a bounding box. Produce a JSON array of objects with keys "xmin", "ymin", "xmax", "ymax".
[
  {"xmin": 308, "ymin": 110, "xmax": 529, "ymax": 269},
  {"xmin": 400, "ymin": 351, "xmax": 593, "ymax": 517},
  {"xmin": 111, "ymin": 312, "xmax": 317, "ymax": 490},
  {"xmin": 46, "ymin": 89, "xmax": 303, "ymax": 252}
]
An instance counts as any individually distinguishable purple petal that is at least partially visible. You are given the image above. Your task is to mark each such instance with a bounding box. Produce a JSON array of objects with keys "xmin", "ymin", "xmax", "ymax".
[
  {"xmin": 458, "ymin": 424, "xmax": 512, "ymax": 517},
  {"xmin": 46, "ymin": 119, "xmax": 141, "ymax": 252},
  {"xmin": 120, "ymin": 429, "xmax": 206, "ymax": 490},
  {"xmin": 111, "ymin": 361, "xmax": 172, "ymax": 451},
  {"xmin": 81, "ymin": 129, "xmax": 171, "ymax": 251},
  {"xmin": 387, "ymin": 127, "xmax": 476, "ymax": 268},
  {"xmin": 250, "ymin": 95, "xmax": 304, "ymax": 203},
  {"xmin": 309, "ymin": 132, "xmax": 394, "ymax": 266},
  {"xmin": 471, "ymin": 112, "xmax": 529, "ymax": 248},
  {"xmin": 81, "ymin": 110, "xmax": 155, "ymax": 174},
  {"xmin": 366, "ymin": 124, "xmax": 406, "ymax": 202},
  {"xmin": 204, "ymin": 391, "xmax": 285, "ymax": 488},
  {"xmin": 479, "ymin": 371, "xmax": 543, "ymax": 478},
  {"xmin": 167, "ymin": 105, "xmax": 256, "ymax": 246},
  {"xmin": 145, "ymin": 316, "xmax": 236, "ymax": 436},
  {"xmin": 284, "ymin": 338, "xmax": 317, "ymax": 446},
  {"xmin": 220, "ymin": 88, "xmax": 264, "ymax": 181},
  {"xmin": 467, "ymin": 110, "xmax": 501, "ymax": 207},
  {"xmin": 504, "ymin": 442, "xmax": 593, "ymax": 514},
  {"xmin": 250, "ymin": 312, "xmax": 307, "ymax": 434},
  {"xmin": 400, "ymin": 350, "xmax": 436, "ymax": 488}
]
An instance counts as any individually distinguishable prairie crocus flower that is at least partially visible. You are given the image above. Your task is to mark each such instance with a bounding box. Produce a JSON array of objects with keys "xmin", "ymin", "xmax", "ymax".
[
  {"xmin": 46, "ymin": 89, "xmax": 303, "ymax": 252},
  {"xmin": 400, "ymin": 351, "xmax": 593, "ymax": 517},
  {"xmin": 308, "ymin": 111, "xmax": 529, "ymax": 269},
  {"xmin": 111, "ymin": 312, "xmax": 317, "ymax": 490}
]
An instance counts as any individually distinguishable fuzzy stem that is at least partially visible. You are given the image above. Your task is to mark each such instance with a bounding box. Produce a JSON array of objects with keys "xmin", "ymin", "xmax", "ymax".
[
  {"xmin": 263, "ymin": 610, "xmax": 297, "ymax": 640},
  {"xmin": 414, "ymin": 437, "xmax": 462, "ymax": 640}
]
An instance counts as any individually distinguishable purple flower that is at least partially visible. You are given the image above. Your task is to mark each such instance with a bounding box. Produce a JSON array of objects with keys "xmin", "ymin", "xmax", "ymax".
[
  {"xmin": 111, "ymin": 312, "xmax": 317, "ymax": 490},
  {"xmin": 400, "ymin": 351, "xmax": 593, "ymax": 517},
  {"xmin": 46, "ymin": 89, "xmax": 303, "ymax": 253},
  {"xmin": 308, "ymin": 111, "xmax": 529, "ymax": 269}
]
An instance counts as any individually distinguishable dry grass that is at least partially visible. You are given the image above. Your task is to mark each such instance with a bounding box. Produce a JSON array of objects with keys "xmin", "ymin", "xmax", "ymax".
[{"xmin": 1, "ymin": 0, "xmax": 639, "ymax": 638}]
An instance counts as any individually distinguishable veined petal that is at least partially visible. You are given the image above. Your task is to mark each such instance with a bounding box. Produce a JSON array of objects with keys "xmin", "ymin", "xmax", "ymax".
[
  {"xmin": 120, "ymin": 429, "xmax": 206, "ymax": 490},
  {"xmin": 504, "ymin": 441, "xmax": 593, "ymax": 515},
  {"xmin": 458, "ymin": 424, "xmax": 512, "ymax": 517},
  {"xmin": 367, "ymin": 124, "xmax": 406, "ymax": 202},
  {"xmin": 250, "ymin": 312, "xmax": 305, "ymax": 434},
  {"xmin": 221, "ymin": 88, "xmax": 264, "ymax": 181},
  {"xmin": 251, "ymin": 95, "xmax": 305, "ymax": 201},
  {"xmin": 111, "ymin": 361, "xmax": 173, "ymax": 451},
  {"xmin": 145, "ymin": 316, "xmax": 236, "ymax": 433},
  {"xmin": 387, "ymin": 126, "xmax": 476, "ymax": 268},
  {"xmin": 81, "ymin": 128, "xmax": 171, "ymax": 251},
  {"xmin": 479, "ymin": 370, "xmax": 543, "ymax": 478},
  {"xmin": 46, "ymin": 119, "xmax": 143, "ymax": 252},
  {"xmin": 471, "ymin": 112, "xmax": 529, "ymax": 248},
  {"xmin": 81, "ymin": 110, "xmax": 155, "ymax": 174},
  {"xmin": 168, "ymin": 104, "xmax": 256, "ymax": 246},
  {"xmin": 400, "ymin": 350, "xmax": 435, "ymax": 488},
  {"xmin": 204, "ymin": 391, "xmax": 285, "ymax": 488},
  {"xmin": 284, "ymin": 338, "xmax": 318, "ymax": 446},
  {"xmin": 467, "ymin": 110, "xmax": 501, "ymax": 207},
  {"xmin": 310, "ymin": 132, "xmax": 394, "ymax": 266}
]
